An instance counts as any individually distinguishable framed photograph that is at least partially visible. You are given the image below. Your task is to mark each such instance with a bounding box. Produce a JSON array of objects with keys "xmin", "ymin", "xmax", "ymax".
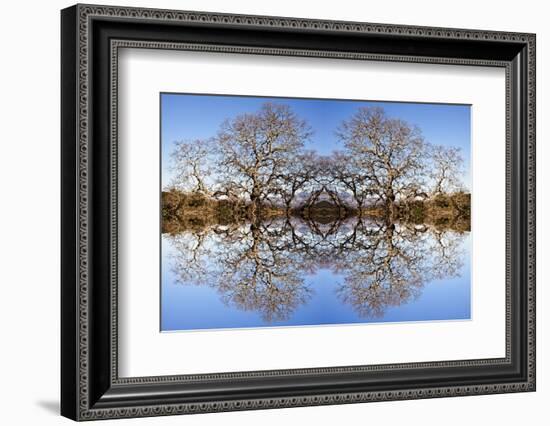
[{"xmin": 61, "ymin": 4, "xmax": 536, "ymax": 421}]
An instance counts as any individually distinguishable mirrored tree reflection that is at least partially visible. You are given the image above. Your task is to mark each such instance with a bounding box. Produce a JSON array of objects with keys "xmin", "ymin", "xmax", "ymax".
[
  {"xmin": 333, "ymin": 222, "xmax": 464, "ymax": 318},
  {"xmin": 166, "ymin": 220, "xmax": 314, "ymax": 322},
  {"xmin": 164, "ymin": 216, "xmax": 467, "ymax": 323}
]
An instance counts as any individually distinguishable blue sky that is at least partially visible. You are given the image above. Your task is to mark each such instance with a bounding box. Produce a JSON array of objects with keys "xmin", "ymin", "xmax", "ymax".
[{"xmin": 161, "ymin": 93, "xmax": 471, "ymax": 189}]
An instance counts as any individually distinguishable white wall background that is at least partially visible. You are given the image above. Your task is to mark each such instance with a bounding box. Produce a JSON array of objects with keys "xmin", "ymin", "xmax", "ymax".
[{"xmin": 0, "ymin": 0, "xmax": 546, "ymax": 424}]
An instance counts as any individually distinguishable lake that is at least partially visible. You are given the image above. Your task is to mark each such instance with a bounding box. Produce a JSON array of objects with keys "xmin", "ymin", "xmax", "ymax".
[{"xmin": 161, "ymin": 217, "xmax": 471, "ymax": 331}]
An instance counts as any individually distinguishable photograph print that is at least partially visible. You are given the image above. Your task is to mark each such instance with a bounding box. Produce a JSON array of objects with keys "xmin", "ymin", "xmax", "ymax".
[{"xmin": 160, "ymin": 93, "xmax": 472, "ymax": 332}]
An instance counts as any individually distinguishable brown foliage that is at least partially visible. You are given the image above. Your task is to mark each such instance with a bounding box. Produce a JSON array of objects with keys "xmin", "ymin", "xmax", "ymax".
[
  {"xmin": 393, "ymin": 192, "xmax": 471, "ymax": 232},
  {"xmin": 162, "ymin": 190, "xmax": 287, "ymax": 234}
]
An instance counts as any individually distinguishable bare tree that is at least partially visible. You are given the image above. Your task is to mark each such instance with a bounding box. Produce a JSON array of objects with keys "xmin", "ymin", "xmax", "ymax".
[
  {"xmin": 429, "ymin": 145, "xmax": 465, "ymax": 195},
  {"xmin": 170, "ymin": 138, "xmax": 213, "ymax": 193},
  {"xmin": 214, "ymin": 103, "xmax": 312, "ymax": 218},
  {"xmin": 272, "ymin": 151, "xmax": 318, "ymax": 213},
  {"xmin": 168, "ymin": 105, "xmax": 467, "ymax": 217},
  {"xmin": 336, "ymin": 107, "xmax": 427, "ymax": 218},
  {"xmin": 328, "ymin": 151, "xmax": 375, "ymax": 211}
]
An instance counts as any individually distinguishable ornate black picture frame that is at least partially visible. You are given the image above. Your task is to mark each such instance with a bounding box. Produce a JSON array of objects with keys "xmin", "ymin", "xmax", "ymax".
[{"xmin": 61, "ymin": 4, "xmax": 536, "ymax": 421}]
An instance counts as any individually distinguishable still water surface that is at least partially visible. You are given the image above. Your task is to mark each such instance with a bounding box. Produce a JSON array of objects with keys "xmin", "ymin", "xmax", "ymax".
[{"xmin": 161, "ymin": 217, "xmax": 470, "ymax": 331}]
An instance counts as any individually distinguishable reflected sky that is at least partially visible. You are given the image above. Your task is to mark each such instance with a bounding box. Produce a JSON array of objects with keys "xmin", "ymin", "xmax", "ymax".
[{"xmin": 161, "ymin": 219, "xmax": 471, "ymax": 331}]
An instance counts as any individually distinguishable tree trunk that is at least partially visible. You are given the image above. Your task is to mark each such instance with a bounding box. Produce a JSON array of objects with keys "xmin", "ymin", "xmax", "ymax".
[
  {"xmin": 385, "ymin": 188, "xmax": 396, "ymax": 224},
  {"xmin": 284, "ymin": 199, "xmax": 292, "ymax": 218},
  {"xmin": 249, "ymin": 187, "xmax": 263, "ymax": 223}
]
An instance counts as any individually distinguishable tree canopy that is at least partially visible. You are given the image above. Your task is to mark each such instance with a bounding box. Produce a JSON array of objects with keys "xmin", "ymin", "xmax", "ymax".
[{"xmin": 168, "ymin": 103, "xmax": 467, "ymax": 218}]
